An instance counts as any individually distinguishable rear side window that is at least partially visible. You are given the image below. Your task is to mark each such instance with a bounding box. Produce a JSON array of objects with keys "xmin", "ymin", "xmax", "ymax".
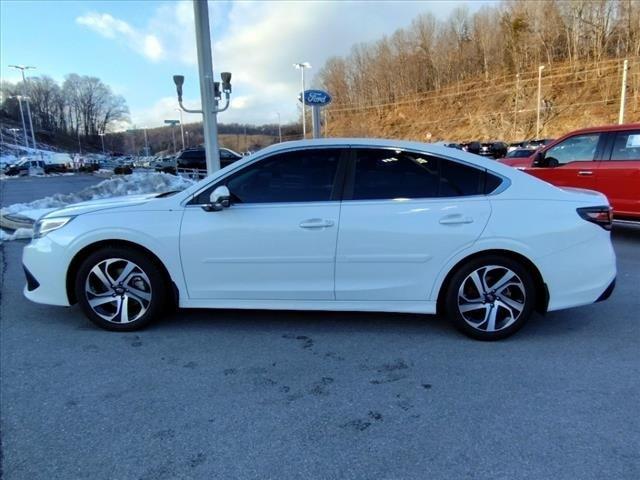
[
  {"xmin": 439, "ymin": 159, "xmax": 485, "ymax": 196},
  {"xmin": 351, "ymin": 149, "xmax": 490, "ymax": 200},
  {"xmin": 352, "ymin": 150, "xmax": 439, "ymax": 200},
  {"xmin": 610, "ymin": 131, "xmax": 640, "ymax": 161}
]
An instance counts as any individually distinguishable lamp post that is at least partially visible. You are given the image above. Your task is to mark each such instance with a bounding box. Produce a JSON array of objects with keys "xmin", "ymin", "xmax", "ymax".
[
  {"xmin": 276, "ymin": 112, "xmax": 282, "ymax": 142},
  {"xmin": 9, "ymin": 65, "xmax": 37, "ymax": 150},
  {"xmin": 164, "ymin": 120, "xmax": 179, "ymax": 153},
  {"xmin": 12, "ymin": 95, "xmax": 29, "ymax": 148},
  {"xmin": 143, "ymin": 127, "xmax": 149, "ymax": 156},
  {"xmin": 294, "ymin": 62, "xmax": 311, "ymax": 138},
  {"xmin": 536, "ymin": 65, "xmax": 545, "ymax": 139},
  {"xmin": 98, "ymin": 132, "xmax": 106, "ymax": 154},
  {"xmin": 175, "ymin": 108, "xmax": 186, "ymax": 149}
]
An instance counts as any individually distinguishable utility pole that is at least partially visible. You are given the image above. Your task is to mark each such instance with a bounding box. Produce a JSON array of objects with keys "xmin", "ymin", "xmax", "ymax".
[
  {"xmin": 294, "ymin": 62, "xmax": 311, "ymax": 138},
  {"xmin": 193, "ymin": 0, "xmax": 220, "ymax": 173},
  {"xmin": 176, "ymin": 108, "xmax": 186, "ymax": 149},
  {"xmin": 618, "ymin": 59, "xmax": 629, "ymax": 124},
  {"xmin": 9, "ymin": 65, "xmax": 37, "ymax": 150},
  {"xmin": 536, "ymin": 65, "xmax": 545, "ymax": 139}
]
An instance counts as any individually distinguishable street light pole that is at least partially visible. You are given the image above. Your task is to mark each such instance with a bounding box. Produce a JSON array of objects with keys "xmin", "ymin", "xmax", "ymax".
[
  {"xmin": 13, "ymin": 95, "xmax": 29, "ymax": 148},
  {"xmin": 618, "ymin": 59, "xmax": 629, "ymax": 124},
  {"xmin": 193, "ymin": 0, "xmax": 220, "ymax": 173},
  {"xmin": 9, "ymin": 65, "xmax": 37, "ymax": 150},
  {"xmin": 143, "ymin": 127, "xmax": 149, "ymax": 155},
  {"xmin": 98, "ymin": 133, "xmax": 106, "ymax": 154},
  {"xmin": 294, "ymin": 62, "xmax": 311, "ymax": 138},
  {"xmin": 276, "ymin": 112, "xmax": 282, "ymax": 142},
  {"xmin": 536, "ymin": 65, "xmax": 545, "ymax": 139},
  {"xmin": 164, "ymin": 120, "xmax": 179, "ymax": 153},
  {"xmin": 175, "ymin": 108, "xmax": 186, "ymax": 149}
]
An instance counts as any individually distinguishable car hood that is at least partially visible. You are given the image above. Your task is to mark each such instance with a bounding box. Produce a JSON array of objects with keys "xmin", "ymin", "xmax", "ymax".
[{"xmin": 43, "ymin": 193, "xmax": 160, "ymax": 219}]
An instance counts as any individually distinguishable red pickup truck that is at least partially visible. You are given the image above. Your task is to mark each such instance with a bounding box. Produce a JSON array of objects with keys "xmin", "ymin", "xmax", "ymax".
[{"xmin": 499, "ymin": 124, "xmax": 640, "ymax": 221}]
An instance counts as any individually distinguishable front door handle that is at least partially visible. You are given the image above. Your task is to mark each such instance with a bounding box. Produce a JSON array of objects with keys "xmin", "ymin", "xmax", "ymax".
[
  {"xmin": 439, "ymin": 215, "xmax": 474, "ymax": 225},
  {"xmin": 299, "ymin": 218, "xmax": 335, "ymax": 229},
  {"xmin": 578, "ymin": 170, "xmax": 593, "ymax": 176}
]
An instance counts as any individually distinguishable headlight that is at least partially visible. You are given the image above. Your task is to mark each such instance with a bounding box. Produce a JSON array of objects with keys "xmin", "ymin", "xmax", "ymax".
[{"xmin": 33, "ymin": 216, "xmax": 74, "ymax": 239}]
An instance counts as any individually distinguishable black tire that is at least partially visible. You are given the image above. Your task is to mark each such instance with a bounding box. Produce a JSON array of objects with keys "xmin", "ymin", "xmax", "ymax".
[
  {"xmin": 444, "ymin": 255, "xmax": 536, "ymax": 341},
  {"xmin": 75, "ymin": 246, "xmax": 167, "ymax": 331}
]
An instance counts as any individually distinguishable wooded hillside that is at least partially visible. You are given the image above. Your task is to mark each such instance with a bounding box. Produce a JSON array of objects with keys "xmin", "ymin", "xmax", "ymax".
[{"xmin": 319, "ymin": 0, "xmax": 640, "ymax": 141}]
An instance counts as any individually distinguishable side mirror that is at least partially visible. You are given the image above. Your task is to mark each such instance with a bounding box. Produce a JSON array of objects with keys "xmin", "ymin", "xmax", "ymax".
[
  {"xmin": 532, "ymin": 151, "xmax": 545, "ymax": 167},
  {"xmin": 203, "ymin": 185, "xmax": 231, "ymax": 212}
]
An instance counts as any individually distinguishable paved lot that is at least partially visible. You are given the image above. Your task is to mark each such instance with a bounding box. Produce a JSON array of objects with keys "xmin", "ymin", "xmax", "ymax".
[{"xmin": 1, "ymin": 176, "xmax": 639, "ymax": 480}]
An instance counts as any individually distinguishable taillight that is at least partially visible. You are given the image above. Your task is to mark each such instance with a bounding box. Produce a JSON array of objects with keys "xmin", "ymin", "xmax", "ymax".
[{"xmin": 577, "ymin": 206, "xmax": 612, "ymax": 230}]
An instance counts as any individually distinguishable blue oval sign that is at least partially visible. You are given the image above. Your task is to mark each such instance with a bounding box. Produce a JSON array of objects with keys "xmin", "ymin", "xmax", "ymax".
[{"xmin": 299, "ymin": 89, "xmax": 332, "ymax": 106}]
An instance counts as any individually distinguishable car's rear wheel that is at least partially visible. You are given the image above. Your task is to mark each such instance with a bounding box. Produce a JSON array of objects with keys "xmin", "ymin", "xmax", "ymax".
[
  {"xmin": 445, "ymin": 255, "xmax": 536, "ymax": 340},
  {"xmin": 75, "ymin": 247, "xmax": 167, "ymax": 331}
]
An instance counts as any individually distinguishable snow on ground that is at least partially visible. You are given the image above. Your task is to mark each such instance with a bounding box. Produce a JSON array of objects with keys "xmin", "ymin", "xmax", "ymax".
[{"xmin": 0, "ymin": 172, "xmax": 196, "ymax": 242}]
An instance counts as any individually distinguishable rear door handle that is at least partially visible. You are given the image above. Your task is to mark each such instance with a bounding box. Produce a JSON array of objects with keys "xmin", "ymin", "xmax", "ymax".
[
  {"xmin": 299, "ymin": 218, "xmax": 335, "ymax": 229},
  {"xmin": 578, "ymin": 170, "xmax": 593, "ymax": 176},
  {"xmin": 439, "ymin": 215, "xmax": 474, "ymax": 225}
]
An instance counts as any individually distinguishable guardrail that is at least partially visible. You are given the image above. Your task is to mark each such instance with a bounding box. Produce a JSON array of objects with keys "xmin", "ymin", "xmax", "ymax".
[{"xmin": 177, "ymin": 168, "xmax": 208, "ymax": 180}]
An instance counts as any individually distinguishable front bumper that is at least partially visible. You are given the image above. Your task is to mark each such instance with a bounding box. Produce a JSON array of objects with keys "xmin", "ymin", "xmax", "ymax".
[{"xmin": 22, "ymin": 236, "xmax": 72, "ymax": 306}]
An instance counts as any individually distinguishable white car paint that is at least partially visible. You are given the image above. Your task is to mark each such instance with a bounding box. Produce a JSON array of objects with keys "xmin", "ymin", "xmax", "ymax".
[{"xmin": 23, "ymin": 138, "xmax": 616, "ymax": 319}]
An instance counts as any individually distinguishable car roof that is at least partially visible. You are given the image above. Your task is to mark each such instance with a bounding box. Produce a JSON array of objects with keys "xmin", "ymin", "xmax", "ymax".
[{"xmin": 560, "ymin": 122, "xmax": 640, "ymax": 135}]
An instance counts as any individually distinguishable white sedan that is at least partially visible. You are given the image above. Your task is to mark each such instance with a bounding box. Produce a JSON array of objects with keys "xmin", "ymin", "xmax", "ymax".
[{"xmin": 23, "ymin": 139, "xmax": 616, "ymax": 340}]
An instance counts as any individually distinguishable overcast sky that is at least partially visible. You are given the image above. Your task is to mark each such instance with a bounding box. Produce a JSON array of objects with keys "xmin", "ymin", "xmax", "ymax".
[{"xmin": 1, "ymin": 0, "xmax": 493, "ymax": 129}]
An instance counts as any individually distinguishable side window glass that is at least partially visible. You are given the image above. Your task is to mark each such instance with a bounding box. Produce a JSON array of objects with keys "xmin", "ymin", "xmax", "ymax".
[
  {"xmin": 194, "ymin": 149, "xmax": 341, "ymax": 204},
  {"xmin": 610, "ymin": 131, "xmax": 640, "ymax": 161},
  {"xmin": 352, "ymin": 149, "xmax": 439, "ymax": 200},
  {"xmin": 544, "ymin": 134, "xmax": 600, "ymax": 165},
  {"xmin": 439, "ymin": 159, "xmax": 485, "ymax": 196}
]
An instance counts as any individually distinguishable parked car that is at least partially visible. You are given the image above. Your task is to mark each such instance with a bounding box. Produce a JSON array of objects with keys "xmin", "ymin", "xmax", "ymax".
[
  {"xmin": 4, "ymin": 159, "xmax": 46, "ymax": 176},
  {"xmin": 153, "ymin": 156, "xmax": 177, "ymax": 174},
  {"xmin": 479, "ymin": 142, "xmax": 508, "ymax": 159},
  {"xmin": 500, "ymin": 148, "xmax": 536, "ymax": 161},
  {"xmin": 23, "ymin": 138, "xmax": 616, "ymax": 340},
  {"xmin": 499, "ymin": 124, "xmax": 640, "ymax": 221},
  {"xmin": 176, "ymin": 147, "xmax": 242, "ymax": 171}
]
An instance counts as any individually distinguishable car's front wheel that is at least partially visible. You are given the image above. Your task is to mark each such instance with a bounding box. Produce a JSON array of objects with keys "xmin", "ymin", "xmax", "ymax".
[
  {"xmin": 75, "ymin": 247, "xmax": 167, "ymax": 331},
  {"xmin": 445, "ymin": 255, "xmax": 536, "ymax": 340}
]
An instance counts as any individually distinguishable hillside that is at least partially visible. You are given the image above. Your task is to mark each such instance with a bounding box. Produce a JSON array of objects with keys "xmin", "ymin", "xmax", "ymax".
[{"xmin": 324, "ymin": 56, "xmax": 639, "ymax": 142}]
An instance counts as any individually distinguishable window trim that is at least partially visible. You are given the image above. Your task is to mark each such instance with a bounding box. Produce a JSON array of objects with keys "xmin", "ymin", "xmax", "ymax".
[
  {"xmin": 186, "ymin": 145, "xmax": 350, "ymax": 206},
  {"xmin": 342, "ymin": 146, "xmax": 509, "ymax": 202}
]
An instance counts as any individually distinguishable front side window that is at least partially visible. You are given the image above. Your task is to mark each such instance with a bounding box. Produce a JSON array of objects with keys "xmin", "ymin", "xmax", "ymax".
[
  {"xmin": 610, "ymin": 131, "xmax": 640, "ymax": 161},
  {"xmin": 351, "ymin": 149, "xmax": 488, "ymax": 200},
  {"xmin": 544, "ymin": 133, "xmax": 600, "ymax": 165},
  {"xmin": 195, "ymin": 149, "xmax": 342, "ymax": 204}
]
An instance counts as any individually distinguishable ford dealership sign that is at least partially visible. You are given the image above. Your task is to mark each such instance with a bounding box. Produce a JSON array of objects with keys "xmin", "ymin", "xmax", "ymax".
[{"xmin": 298, "ymin": 90, "xmax": 332, "ymax": 106}]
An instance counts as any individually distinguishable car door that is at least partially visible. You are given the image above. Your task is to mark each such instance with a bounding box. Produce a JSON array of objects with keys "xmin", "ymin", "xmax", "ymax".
[
  {"xmin": 596, "ymin": 129, "xmax": 640, "ymax": 219},
  {"xmin": 180, "ymin": 147, "xmax": 347, "ymax": 300},
  {"xmin": 528, "ymin": 132, "xmax": 605, "ymax": 190},
  {"xmin": 335, "ymin": 148, "xmax": 493, "ymax": 301}
]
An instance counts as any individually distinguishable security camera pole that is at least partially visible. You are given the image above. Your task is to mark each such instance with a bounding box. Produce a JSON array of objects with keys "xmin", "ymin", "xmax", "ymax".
[
  {"xmin": 172, "ymin": 0, "xmax": 232, "ymax": 175},
  {"xmin": 9, "ymin": 65, "xmax": 37, "ymax": 150}
]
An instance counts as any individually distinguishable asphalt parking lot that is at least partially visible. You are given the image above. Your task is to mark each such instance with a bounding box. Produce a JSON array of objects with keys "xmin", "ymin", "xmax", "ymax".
[{"xmin": 1, "ymin": 175, "xmax": 639, "ymax": 480}]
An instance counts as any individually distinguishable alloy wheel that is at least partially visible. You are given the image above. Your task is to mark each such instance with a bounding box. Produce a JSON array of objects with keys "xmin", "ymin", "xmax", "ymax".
[
  {"xmin": 84, "ymin": 258, "xmax": 152, "ymax": 324},
  {"xmin": 457, "ymin": 265, "xmax": 526, "ymax": 332}
]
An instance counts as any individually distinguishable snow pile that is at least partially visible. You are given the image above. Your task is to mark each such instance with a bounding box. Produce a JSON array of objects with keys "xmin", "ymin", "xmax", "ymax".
[
  {"xmin": 0, "ymin": 172, "xmax": 196, "ymax": 242},
  {"xmin": 0, "ymin": 228, "xmax": 34, "ymax": 242},
  {"xmin": 1, "ymin": 172, "xmax": 195, "ymax": 217}
]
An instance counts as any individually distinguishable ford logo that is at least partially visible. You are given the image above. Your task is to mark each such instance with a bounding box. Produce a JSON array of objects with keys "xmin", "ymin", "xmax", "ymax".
[{"xmin": 298, "ymin": 89, "xmax": 332, "ymax": 106}]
